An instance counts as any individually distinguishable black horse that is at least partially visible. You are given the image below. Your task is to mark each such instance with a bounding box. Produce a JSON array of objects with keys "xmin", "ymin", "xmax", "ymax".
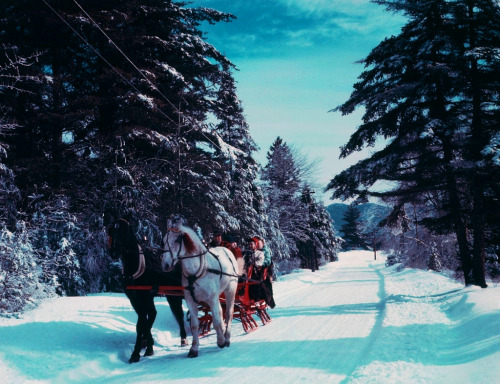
[{"xmin": 107, "ymin": 218, "xmax": 187, "ymax": 363}]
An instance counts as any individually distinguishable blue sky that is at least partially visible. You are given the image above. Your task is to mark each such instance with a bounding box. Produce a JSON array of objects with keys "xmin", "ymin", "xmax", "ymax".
[{"xmin": 189, "ymin": 0, "xmax": 405, "ymax": 203}]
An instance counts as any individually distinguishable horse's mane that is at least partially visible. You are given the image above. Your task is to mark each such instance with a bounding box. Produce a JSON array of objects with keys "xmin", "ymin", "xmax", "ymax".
[{"xmin": 179, "ymin": 224, "xmax": 205, "ymax": 254}]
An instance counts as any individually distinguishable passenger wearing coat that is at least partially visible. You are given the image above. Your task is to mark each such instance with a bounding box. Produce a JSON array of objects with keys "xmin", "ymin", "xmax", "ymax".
[
  {"xmin": 222, "ymin": 234, "xmax": 245, "ymax": 278},
  {"xmin": 244, "ymin": 237, "xmax": 275, "ymax": 308},
  {"xmin": 208, "ymin": 229, "xmax": 223, "ymax": 248},
  {"xmin": 253, "ymin": 235, "xmax": 272, "ymax": 268}
]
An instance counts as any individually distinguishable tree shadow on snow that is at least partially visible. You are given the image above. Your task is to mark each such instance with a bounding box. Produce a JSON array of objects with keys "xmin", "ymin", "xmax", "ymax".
[{"xmin": 0, "ymin": 320, "xmax": 130, "ymax": 381}]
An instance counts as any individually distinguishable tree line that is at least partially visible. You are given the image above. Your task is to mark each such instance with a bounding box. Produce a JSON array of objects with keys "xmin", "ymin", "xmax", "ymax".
[
  {"xmin": 0, "ymin": 0, "xmax": 339, "ymax": 314},
  {"xmin": 327, "ymin": 0, "xmax": 499, "ymax": 287}
]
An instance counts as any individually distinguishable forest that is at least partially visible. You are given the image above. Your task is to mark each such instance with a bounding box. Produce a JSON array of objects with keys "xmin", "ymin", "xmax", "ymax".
[
  {"xmin": 0, "ymin": 0, "xmax": 340, "ymax": 314},
  {"xmin": 0, "ymin": 0, "xmax": 499, "ymax": 315},
  {"xmin": 326, "ymin": 0, "xmax": 499, "ymax": 289}
]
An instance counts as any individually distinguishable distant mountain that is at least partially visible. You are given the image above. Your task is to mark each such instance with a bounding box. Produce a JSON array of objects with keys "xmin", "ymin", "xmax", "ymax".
[{"xmin": 326, "ymin": 203, "xmax": 390, "ymax": 236}]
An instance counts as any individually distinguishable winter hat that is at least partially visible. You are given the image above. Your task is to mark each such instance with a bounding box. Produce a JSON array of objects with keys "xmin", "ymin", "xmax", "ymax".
[
  {"xmin": 254, "ymin": 235, "xmax": 265, "ymax": 244},
  {"xmin": 246, "ymin": 237, "xmax": 257, "ymax": 245},
  {"xmin": 223, "ymin": 234, "xmax": 235, "ymax": 243},
  {"xmin": 213, "ymin": 229, "xmax": 223, "ymax": 236}
]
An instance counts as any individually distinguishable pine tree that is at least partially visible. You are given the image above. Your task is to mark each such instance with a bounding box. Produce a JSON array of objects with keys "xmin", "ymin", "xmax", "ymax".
[
  {"xmin": 327, "ymin": 0, "xmax": 500, "ymax": 286},
  {"xmin": 0, "ymin": 46, "xmax": 47, "ymax": 313},
  {"xmin": 208, "ymin": 62, "xmax": 265, "ymax": 236},
  {"xmin": 340, "ymin": 205, "xmax": 365, "ymax": 250},
  {"xmin": 262, "ymin": 138, "xmax": 340, "ymax": 271},
  {"xmin": 0, "ymin": 0, "xmax": 242, "ymax": 220},
  {"xmin": 0, "ymin": 0, "xmax": 265, "ymax": 299},
  {"xmin": 0, "ymin": 222, "xmax": 43, "ymax": 314},
  {"xmin": 263, "ymin": 137, "xmax": 300, "ymax": 195},
  {"xmin": 261, "ymin": 137, "xmax": 305, "ymax": 262},
  {"xmin": 0, "ymin": 47, "xmax": 43, "ymax": 229},
  {"xmin": 298, "ymin": 185, "xmax": 340, "ymax": 270}
]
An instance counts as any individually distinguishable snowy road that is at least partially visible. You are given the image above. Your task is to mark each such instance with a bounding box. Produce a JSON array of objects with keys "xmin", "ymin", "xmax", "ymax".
[
  {"xmin": 261, "ymin": 254, "xmax": 386, "ymax": 382},
  {"xmin": 1, "ymin": 251, "xmax": 499, "ymax": 383}
]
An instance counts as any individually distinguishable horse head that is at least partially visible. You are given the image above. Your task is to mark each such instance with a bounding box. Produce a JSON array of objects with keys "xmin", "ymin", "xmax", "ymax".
[
  {"xmin": 162, "ymin": 218, "xmax": 200, "ymax": 272},
  {"xmin": 107, "ymin": 218, "xmax": 135, "ymax": 260}
]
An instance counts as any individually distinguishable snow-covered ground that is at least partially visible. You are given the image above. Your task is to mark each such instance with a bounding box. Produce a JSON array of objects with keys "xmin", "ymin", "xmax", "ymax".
[{"xmin": 1, "ymin": 251, "xmax": 499, "ymax": 384}]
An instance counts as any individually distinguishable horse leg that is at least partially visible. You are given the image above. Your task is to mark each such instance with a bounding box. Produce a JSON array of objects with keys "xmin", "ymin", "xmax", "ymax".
[
  {"xmin": 185, "ymin": 298, "xmax": 200, "ymax": 358},
  {"xmin": 126, "ymin": 291, "xmax": 156, "ymax": 363},
  {"xmin": 166, "ymin": 295, "xmax": 187, "ymax": 345},
  {"xmin": 223, "ymin": 282, "xmax": 237, "ymax": 348},
  {"xmin": 130, "ymin": 310, "xmax": 147, "ymax": 363},
  {"xmin": 143, "ymin": 294, "xmax": 157, "ymax": 357},
  {"xmin": 125, "ymin": 290, "xmax": 143, "ymax": 363},
  {"xmin": 208, "ymin": 297, "xmax": 226, "ymax": 349}
]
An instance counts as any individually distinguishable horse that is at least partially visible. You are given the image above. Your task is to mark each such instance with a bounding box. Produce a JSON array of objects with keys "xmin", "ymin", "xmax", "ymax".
[
  {"xmin": 162, "ymin": 218, "xmax": 238, "ymax": 358},
  {"xmin": 107, "ymin": 218, "xmax": 187, "ymax": 363}
]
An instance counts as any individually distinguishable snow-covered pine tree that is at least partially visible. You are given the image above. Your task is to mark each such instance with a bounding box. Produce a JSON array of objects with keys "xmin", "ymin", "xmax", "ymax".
[
  {"xmin": 450, "ymin": 0, "xmax": 500, "ymax": 287},
  {"xmin": 0, "ymin": 1, "xmax": 262, "ymax": 297},
  {"xmin": 0, "ymin": 222, "xmax": 45, "ymax": 315},
  {"xmin": 261, "ymin": 138, "xmax": 340, "ymax": 273},
  {"xmin": 298, "ymin": 185, "xmax": 340, "ymax": 271},
  {"xmin": 261, "ymin": 137, "xmax": 305, "ymax": 263},
  {"xmin": 0, "ymin": 119, "xmax": 18, "ymax": 230},
  {"xmin": 340, "ymin": 204, "xmax": 366, "ymax": 250},
  {"xmin": 327, "ymin": 0, "xmax": 500, "ymax": 286},
  {"xmin": 0, "ymin": 46, "xmax": 43, "ymax": 230},
  {"xmin": 29, "ymin": 198, "xmax": 85, "ymax": 296},
  {"xmin": 209, "ymin": 62, "xmax": 267, "ymax": 237},
  {"xmin": 0, "ymin": 46, "xmax": 46, "ymax": 314}
]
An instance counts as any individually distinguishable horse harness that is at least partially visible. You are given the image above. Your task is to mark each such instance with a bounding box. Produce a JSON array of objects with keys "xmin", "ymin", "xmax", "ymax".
[
  {"xmin": 129, "ymin": 245, "xmax": 146, "ymax": 279},
  {"xmin": 164, "ymin": 228, "xmax": 238, "ymax": 304}
]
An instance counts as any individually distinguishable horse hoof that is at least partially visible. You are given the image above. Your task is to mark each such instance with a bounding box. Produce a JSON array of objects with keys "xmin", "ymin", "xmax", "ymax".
[
  {"xmin": 225, "ymin": 340, "xmax": 230, "ymax": 348},
  {"xmin": 144, "ymin": 346, "xmax": 154, "ymax": 357},
  {"xmin": 187, "ymin": 350, "xmax": 198, "ymax": 358},
  {"xmin": 181, "ymin": 338, "xmax": 188, "ymax": 347},
  {"xmin": 129, "ymin": 353, "xmax": 141, "ymax": 363},
  {"xmin": 217, "ymin": 342, "xmax": 226, "ymax": 349}
]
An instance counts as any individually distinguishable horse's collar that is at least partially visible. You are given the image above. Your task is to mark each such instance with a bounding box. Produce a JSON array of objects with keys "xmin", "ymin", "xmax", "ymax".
[
  {"xmin": 183, "ymin": 266, "xmax": 207, "ymax": 281},
  {"xmin": 180, "ymin": 249, "xmax": 208, "ymax": 281},
  {"xmin": 126, "ymin": 245, "xmax": 146, "ymax": 280},
  {"xmin": 134, "ymin": 246, "xmax": 146, "ymax": 279}
]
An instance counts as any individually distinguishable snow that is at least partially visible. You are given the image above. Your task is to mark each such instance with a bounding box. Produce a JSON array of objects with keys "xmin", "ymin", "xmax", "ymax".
[
  {"xmin": 137, "ymin": 94, "xmax": 155, "ymax": 109},
  {"xmin": 1, "ymin": 250, "xmax": 499, "ymax": 384},
  {"xmin": 482, "ymin": 132, "xmax": 500, "ymax": 165}
]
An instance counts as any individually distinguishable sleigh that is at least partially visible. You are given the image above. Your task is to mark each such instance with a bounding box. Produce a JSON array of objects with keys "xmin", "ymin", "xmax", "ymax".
[
  {"xmin": 200, "ymin": 274, "xmax": 272, "ymax": 335},
  {"xmin": 126, "ymin": 267, "xmax": 272, "ymax": 336}
]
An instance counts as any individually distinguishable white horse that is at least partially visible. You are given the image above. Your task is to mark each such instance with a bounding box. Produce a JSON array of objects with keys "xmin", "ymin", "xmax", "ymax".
[{"xmin": 162, "ymin": 219, "xmax": 238, "ymax": 358}]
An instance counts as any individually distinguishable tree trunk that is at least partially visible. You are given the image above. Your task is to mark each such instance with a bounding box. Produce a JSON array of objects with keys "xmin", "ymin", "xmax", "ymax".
[
  {"xmin": 472, "ymin": 182, "xmax": 487, "ymax": 287},
  {"xmin": 468, "ymin": 0, "xmax": 487, "ymax": 288},
  {"xmin": 434, "ymin": 75, "xmax": 472, "ymax": 286},
  {"xmin": 446, "ymin": 169, "xmax": 473, "ymax": 286},
  {"xmin": 50, "ymin": 47, "xmax": 64, "ymax": 189},
  {"xmin": 440, "ymin": 136, "xmax": 472, "ymax": 285}
]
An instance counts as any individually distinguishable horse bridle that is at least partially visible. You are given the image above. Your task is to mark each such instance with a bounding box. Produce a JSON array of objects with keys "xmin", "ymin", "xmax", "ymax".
[
  {"xmin": 163, "ymin": 228, "xmax": 209, "ymax": 302},
  {"xmin": 164, "ymin": 227, "xmax": 242, "ymax": 303},
  {"xmin": 163, "ymin": 228, "xmax": 209, "ymax": 262}
]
